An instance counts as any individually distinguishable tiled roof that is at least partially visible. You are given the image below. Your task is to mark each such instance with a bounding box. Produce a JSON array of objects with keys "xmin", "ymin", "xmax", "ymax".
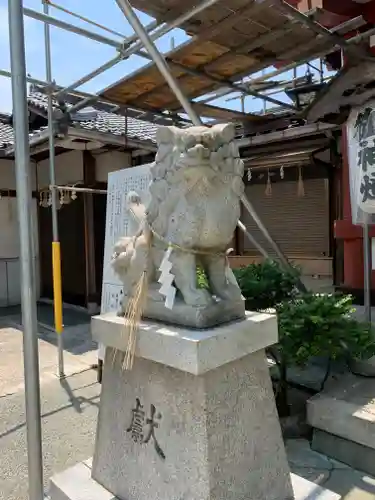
[
  {"xmin": 0, "ymin": 110, "xmax": 50, "ymax": 150},
  {"xmin": 27, "ymin": 91, "xmax": 158, "ymax": 144},
  {"xmin": 0, "ymin": 118, "xmax": 14, "ymax": 148}
]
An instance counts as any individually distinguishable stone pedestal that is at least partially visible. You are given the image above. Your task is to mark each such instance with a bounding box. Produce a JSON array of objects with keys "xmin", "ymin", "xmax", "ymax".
[
  {"xmin": 91, "ymin": 312, "xmax": 293, "ymax": 500},
  {"xmin": 49, "ymin": 312, "xmax": 342, "ymax": 500}
]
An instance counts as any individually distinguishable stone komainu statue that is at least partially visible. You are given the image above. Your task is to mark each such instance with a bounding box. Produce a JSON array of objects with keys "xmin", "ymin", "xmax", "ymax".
[{"xmin": 111, "ymin": 123, "xmax": 245, "ymax": 334}]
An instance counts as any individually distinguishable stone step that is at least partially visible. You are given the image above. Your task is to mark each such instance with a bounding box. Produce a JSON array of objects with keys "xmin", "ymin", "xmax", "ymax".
[
  {"xmin": 307, "ymin": 373, "xmax": 375, "ymax": 476},
  {"xmin": 49, "ymin": 459, "xmax": 341, "ymax": 500}
]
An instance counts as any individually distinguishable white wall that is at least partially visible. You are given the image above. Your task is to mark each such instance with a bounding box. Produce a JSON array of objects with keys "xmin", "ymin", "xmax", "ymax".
[
  {"xmin": 0, "ymin": 159, "xmax": 39, "ymax": 306},
  {"xmin": 0, "ymin": 157, "xmax": 37, "ymax": 190},
  {"xmin": 94, "ymin": 150, "xmax": 132, "ymax": 182},
  {"xmin": 37, "ymin": 149, "xmax": 83, "ymax": 188},
  {"xmin": 37, "ymin": 149, "xmax": 131, "ymax": 185},
  {"xmin": 0, "ymin": 147, "xmax": 134, "ymax": 307}
]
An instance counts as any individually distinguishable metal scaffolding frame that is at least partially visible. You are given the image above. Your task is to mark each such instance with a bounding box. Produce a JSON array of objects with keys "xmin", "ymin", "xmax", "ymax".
[
  {"xmin": 8, "ymin": 1, "xmax": 44, "ymax": 498},
  {"xmin": 6, "ymin": 1, "xmax": 375, "ymax": 498}
]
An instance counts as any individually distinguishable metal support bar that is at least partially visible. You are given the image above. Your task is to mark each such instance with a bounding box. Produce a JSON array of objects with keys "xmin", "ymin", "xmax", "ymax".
[
  {"xmin": 201, "ymin": 20, "xmax": 375, "ymax": 106},
  {"xmin": 57, "ymin": 54, "xmax": 123, "ymax": 97},
  {"xmin": 24, "ymin": 7, "xmax": 163, "ymax": 63},
  {"xmin": 250, "ymin": 23, "xmax": 375, "ymax": 87},
  {"xmin": 43, "ymin": 0, "xmax": 64, "ymax": 378},
  {"xmin": 56, "ymin": 0, "xmax": 222, "ymax": 108},
  {"xmin": 0, "ymin": 68, "xmax": 48, "ymax": 87},
  {"xmin": 20, "ymin": 3, "xmax": 316, "ymax": 116},
  {"xmin": 350, "ymin": 26, "xmax": 375, "ymax": 45},
  {"xmin": 237, "ymin": 221, "xmax": 268, "ymax": 258},
  {"xmin": 24, "ymin": 7, "xmax": 122, "ymax": 48},
  {"xmin": 50, "ymin": 184, "xmax": 108, "ymax": 195},
  {"xmin": 8, "ymin": 1, "xmax": 44, "ymax": 499},
  {"xmin": 0, "ymin": 68, "xmax": 187, "ymax": 126},
  {"xmin": 115, "ymin": 0, "xmax": 202, "ymax": 126},
  {"xmin": 168, "ymin": 61, "xmax": 296, "ymax": 110},
  {"xmin": 277, "ymin": 0, "xmax": 367, "ymax": 59},
  {"xmin": 364, "ymin": 222, "xmax": 372, "ymax": 323},
  {"xmin": 240, "ymin": 195, "xmax": 307, "ymax": 292},
  {"xmin": 44, "ymin": 0, "xmax": 159, "ymax": 40}
]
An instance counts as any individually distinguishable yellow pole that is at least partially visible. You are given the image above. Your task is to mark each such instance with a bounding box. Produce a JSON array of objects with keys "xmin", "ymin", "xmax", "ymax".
[
  {"xmin": 52, "ymin": 242, "xmax": 63, "ymax": 334},
  {"xmin": 44, "ymin": 0, "xmax": 64, "ymax": 377}
]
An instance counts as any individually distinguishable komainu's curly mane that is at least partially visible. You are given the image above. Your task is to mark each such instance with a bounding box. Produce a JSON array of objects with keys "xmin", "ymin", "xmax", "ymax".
[{"xmin": 145, "ymin": 123, "xmax": 244, "ymax": 239}]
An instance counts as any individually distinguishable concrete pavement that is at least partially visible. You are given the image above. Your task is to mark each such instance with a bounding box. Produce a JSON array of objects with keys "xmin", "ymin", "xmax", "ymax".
[
  {"xmin": 0, "ymin": 367, "xmax": 100, "ymax": 500},
  {"xmin": 287, "ymin": 439, "xmax": 375, "ymax": 499},
  {"xmin": 0, "ymin": 307, "xmax": 99, "ymax": 500}
]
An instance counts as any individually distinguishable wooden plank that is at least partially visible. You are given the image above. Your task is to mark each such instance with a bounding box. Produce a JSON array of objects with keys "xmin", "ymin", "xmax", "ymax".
[{"xmin": 83, "ymin": 151, "xmax": 97, "ymax": 306}]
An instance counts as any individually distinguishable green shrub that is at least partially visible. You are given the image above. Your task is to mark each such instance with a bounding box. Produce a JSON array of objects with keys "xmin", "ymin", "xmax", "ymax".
[
  {"xmin": 197, "ymin": 266, "xmax": 209, "ymax": 289},
  {"xmin": 277, "ymin": 293, "xmax": 375, "ymax": 366},
  {"xmin": 233, "ymin": 259, "xmax": 300, "ymax": 311},
  {"xmin": 270, "ymin": 292, "xmax": 375, "ymax": 416},
  {"xmin": 230, "ymin": 260, "xmax": 375, "ymax": 415}
]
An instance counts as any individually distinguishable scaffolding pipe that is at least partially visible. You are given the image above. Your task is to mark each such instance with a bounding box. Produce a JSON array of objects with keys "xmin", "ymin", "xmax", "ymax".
[
  {"xmin": 0, "ymin": 68, "xmax": 47, "ymax": 87},
  {"xmin": 26, "ymin": 2, "xmax": 290, "ymax": 110},
  {"xmin": 66, "ymin": 0, "xmax": 223, "ymax": 113},
  {"xmin": 0, "ymin": 68, "xmax": 187, "ymax": 125},
  {"xmin": 56, "ymin": 54, "xmax": 124, "ymax": 97},
  {"xmin": 24, "ymin": 7, "xmax": 122, "ymax": 48},
  {"xmin": 43, "ymin": 0, "xmax": 65, "ymax": 378},
  {"xmin": 24, "ymin": 7, "xmax": 164, "ymax": 64},
  {"xmin": 169, "ymin": 61, "xmax": 296, "ymax": 110},
  {"xmin": 116, "ymin": 0, "xmax": 202, "ymax": 125},
  {"xmin": 201, "ymin": 22, "xmax": 375, "ymax": 106},
  {"xmin": 237, "ymin": 221, "xmax": 268, "ymax": 258},
  {"xmin": 278, "ymin": 0, "xmax": 366, "ymax": 59},
  {"xmin": 50, "ymin": 184, "xmax": 108, "ymax": 195},
  {"xmin": 116, "ymin": 0, "xmax": 305, "ymax": 290},
  {"xmin": 8, "ymin": 0, "xmax": 44, "ymax": 499},
  {"xmin": 45, "ymin": 0, "xmax": 159, "ymax": 40}
]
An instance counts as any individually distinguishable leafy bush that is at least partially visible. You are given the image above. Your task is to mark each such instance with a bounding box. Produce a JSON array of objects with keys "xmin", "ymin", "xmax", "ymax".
[
  {"xmin": 197, "ymin": 266, "xmax": 209, "ymax": 289},
  {"xmin": 271, "ymin": 292, "xmax": 375, "ymax": 416},
  {"xmin": 231, "ymin": 260, "xmax": 375, "ymax": 416},
  {"xmin": 233, "ymin": 259, "xmax": 300, "ymax": 311},
  {"xmin": 277, "ymin": 293, "xmax": 375, "ymax": 366}
]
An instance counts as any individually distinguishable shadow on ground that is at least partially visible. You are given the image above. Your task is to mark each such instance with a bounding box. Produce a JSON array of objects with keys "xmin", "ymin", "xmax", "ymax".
[
  {"xmin": 287, "ymin": 439, "xmax": 375, "ymax": 499},
  {"xmin": 0, "ymin": 301, "xmax": 96, "ymax": 357}
]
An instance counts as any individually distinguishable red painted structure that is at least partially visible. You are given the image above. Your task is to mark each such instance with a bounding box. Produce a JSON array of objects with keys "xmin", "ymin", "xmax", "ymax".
[
  {"xmin": 289, "ymin": 0, "xmax": 375, "ymax": 291},
  {"xmin": 289, "ymin": 0, "xmax": 375, "ymax": 26},
  {"xmin": 334, "ymin": 129, "xmax": 371, "ymax": 291}
]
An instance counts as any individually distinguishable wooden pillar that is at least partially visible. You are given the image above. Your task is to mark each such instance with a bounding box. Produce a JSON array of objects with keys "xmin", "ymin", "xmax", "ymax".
[{"xmin": 83, "ymin": 151, "xmax": 97, "ymax": 310}]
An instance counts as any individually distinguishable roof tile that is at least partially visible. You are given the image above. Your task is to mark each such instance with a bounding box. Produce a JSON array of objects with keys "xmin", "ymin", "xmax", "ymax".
[
  {"xmin": 0, "ymin": 120, "xmax": 14, "ymax": 148},
  {"xmin": 27, "ymin": 91, "xmax": 158, "ymax": 144}
]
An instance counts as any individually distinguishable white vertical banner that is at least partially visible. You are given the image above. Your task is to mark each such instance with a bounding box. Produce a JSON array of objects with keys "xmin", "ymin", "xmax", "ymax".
[
  {"xmin": 347, "ymin": 101, "xmax": 375, "ymax": 225},
  {"xmin": 98, "ymin": 163, "xmax": 153, "ymax": 360}
]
